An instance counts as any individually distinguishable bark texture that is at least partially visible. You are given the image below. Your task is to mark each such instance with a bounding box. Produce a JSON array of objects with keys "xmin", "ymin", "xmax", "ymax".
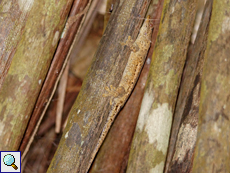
[
  {"xmin": 0, "ymin": 0, "xmax": 34, "ymax": 88},
  {"xmin": 0, "ymin": 0, "xmax": 73, "ymax": 150},
  {"xmin": 47, "ymin": 0, "xmax": 151, "ymax": 172},
  {"xmin": 166, "ymin": 1, "xmax": 212, "ymax": 172},
  {"xmin": 19, "ymin": 0, "xmax": 90, "ymax": 156},
  {"xmin": 127, "ymin": 0, "xmax": 197, "ymax": 172},
  {"xmin": 89, "ymin": 1, "xmax": 164, "ymax": 172},
  {"xmin": 192, "ymin": 0, "xmax": 230, "ymax": 172},
  {"xmin": 103, "ymin": 0, "xmax": 117, "ymax": 32}
]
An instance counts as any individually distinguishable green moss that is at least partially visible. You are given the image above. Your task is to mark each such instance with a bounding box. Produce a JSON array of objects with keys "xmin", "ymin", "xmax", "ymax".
[
  {"xmin": 9, "ymin": 0, "xmax": 65, "ymax": 81},
  {"xmin": 150, "ymin": 44, "xmax": 174, "ymax": 89},
  {"xmin": 216, "ymin": 74, "xmax": 224, "ymax": 84},
  {"xmin": 165, "ymin": 69, "xmax": 176, "ymax": 95},
  {"xmin": 209, "ymin": 1, "xmax": 226, "ymax": 42},
  {"xmin": 0, "ymin": 0, "xmax": 71, "ymax": 150}
]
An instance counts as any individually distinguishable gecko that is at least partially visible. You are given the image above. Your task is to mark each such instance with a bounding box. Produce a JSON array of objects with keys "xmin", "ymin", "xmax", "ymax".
[{"xmin": 88, "ymin": 15, "xmax": 153, "ymax": 168}]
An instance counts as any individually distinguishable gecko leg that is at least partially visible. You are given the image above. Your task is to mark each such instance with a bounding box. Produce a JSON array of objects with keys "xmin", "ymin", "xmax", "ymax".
[
  {"xmin": 120, "ymin": 36, "xmax": 139, "ymax": 52},
  {"xmin": 103, "ymin": 85, "xmax": 125, "ymax": 105}
]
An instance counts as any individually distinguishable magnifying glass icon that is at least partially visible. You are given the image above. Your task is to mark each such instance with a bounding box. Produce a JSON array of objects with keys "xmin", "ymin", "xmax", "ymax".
[{"xmin": 3, "ymin": 154, "xmax": 18, "ymax": 170}]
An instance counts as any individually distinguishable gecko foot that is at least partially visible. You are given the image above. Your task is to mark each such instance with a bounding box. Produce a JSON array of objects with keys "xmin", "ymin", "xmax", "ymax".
[
  {"xmin": 120, "ymin": 36, "xmax": 139, "ymax": 52},
  {"xmin": 103, "ymin": 85, "xmax": 125, "ymax": 105}
]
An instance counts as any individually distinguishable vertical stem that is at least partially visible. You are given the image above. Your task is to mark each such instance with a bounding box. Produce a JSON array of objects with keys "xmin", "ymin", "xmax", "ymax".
[{"xmin": 192, "ymin": 0, "xmax": 230, "ymax": 172}]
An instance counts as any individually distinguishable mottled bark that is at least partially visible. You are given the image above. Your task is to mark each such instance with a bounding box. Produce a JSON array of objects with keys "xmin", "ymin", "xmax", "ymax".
[
  {"xmin": 19, "ymin": 0, "xmax": 90, "ymax": 156},
  {"xmin": 0, "ymin": 0, "xmax": 34, "ymax": 88},
  {"xmin": 127, "ymin": 0, "xmax": 197, "ymax": 172},
  {"xmin": 0, "ymin": 0, "xmax": 73, "ymax": 151},
  {"xmin": 89, "ymin": 1, "xmax": 164, "ymax": 172},
  {"xmin": 36, "ymin": 74, "xmax": 82, "ymax": 137},
  {"xmin": 103, "ymin": 0, "xmax": 117, "ymax": 32},
  {"xmin": 166, "ymin": 1, "xmax": 212, "ymax": 172},
  {"xmin": 47, "ymin": 0, "xmax": 152, "ymax": 172},
  {"xmin": 192, "ymin": 0, "xmax": 230, "ymax": 172}
]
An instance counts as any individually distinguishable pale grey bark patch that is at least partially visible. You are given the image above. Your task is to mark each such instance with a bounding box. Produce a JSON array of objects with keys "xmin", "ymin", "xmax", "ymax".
[
  {"xmin": 136, "ymin": 91, "xmax": 155, "ymax": 131},
  {"xmin": 145, "ymin": 103, "xmax": 172, "ymax": 155},
  {"xmin": 18, "ymin": 0, "xmax": 34, "ymax": 12}
]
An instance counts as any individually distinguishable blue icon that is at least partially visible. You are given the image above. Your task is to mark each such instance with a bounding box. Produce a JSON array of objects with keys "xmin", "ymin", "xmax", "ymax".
[{"xmin": 3, "ymin": 154, "xmax": 18, "ymax": 170}]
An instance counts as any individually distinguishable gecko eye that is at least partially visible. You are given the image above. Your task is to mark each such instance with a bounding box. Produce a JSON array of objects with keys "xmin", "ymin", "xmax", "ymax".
[{"xmin": 109, "ymin": 4, "xmax": 114, "ymax": 12}]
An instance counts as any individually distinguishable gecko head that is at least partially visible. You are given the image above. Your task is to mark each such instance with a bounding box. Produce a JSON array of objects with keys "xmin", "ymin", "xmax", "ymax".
[{"xmin": 139, "ymin": 15, "xmax": 153, "ymax": 38}]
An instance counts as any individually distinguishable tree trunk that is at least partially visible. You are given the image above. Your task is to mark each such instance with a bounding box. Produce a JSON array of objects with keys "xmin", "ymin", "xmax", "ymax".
[
  {"xmin": 89, "ymin": 1, "xmax": 164, "ymax": 172},
  {"xmin": 0, "ymin": 0, "xmax": 73, "ymax": 151},
  {"xmin": 47, "ymin": 0, "xmax": 151, "ymax": 172},
  {"xmin": 19, "ymin": 0, "xmax": 90, "ymax": 157},
  {"xmin": 166, "ymin": 1, "xmax": 212, "ymax": 172},
  {"xmin": 0, "ymin": 0, "xmax": 33, "ymax": 88},
  {"xmin": 127, "ymin": 0, "xmax": 197, "ymax": 172},
  {"xmin": 192, "ymin": 0, "xmax": 230, "ymax": 172}
]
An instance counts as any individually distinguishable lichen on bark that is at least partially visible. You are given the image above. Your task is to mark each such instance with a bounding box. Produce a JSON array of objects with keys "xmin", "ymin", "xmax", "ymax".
[
  {"xmin": 127, "ymin": 0, "xmax": 197, "ymax": 172},
  {"xmin": 192, "ymin": 0, "xmax": 230, "ymax": 172},
  {"xmin": 0, "ymin": 0, "xmax": 73, "ymax": 150}
]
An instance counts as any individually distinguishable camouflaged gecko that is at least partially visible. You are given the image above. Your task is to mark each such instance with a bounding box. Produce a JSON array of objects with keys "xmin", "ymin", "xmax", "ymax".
[
  {"xmin": 89, "ymin": 16, "xmax": 153, "ymax": 165},
  {"xmin": 105, "ymin": 15, "xmax": 152, "ymax": 105}
]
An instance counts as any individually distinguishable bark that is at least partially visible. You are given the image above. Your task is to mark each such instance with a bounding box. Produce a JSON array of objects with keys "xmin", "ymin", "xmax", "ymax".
[
  {"xmin": 103, "ymin": 0, "xmax": 117, "ymax": 32},
  {"xmin": 192, "ymin": 0, "xmax": 230, "ymax": 172},
  {"xmin": 37, "ymin": 74, "xmax": 82, "ymax": 137},
  {"xmin": 89, "ymin": 1, "xmax": 163, "ymax": 172},
  {"xmin": 166, "ymin": 1, "xmax": 212, "ymax": 172},
  {"xmin": 127, "ymin": 0, "xmax": 197, "ymax": 172},
  {"xmin": 23, "ymin": 73, "xmax": 82, "ymax": 171},
  {"xmin": 19, "ymin": 0, "xmax": 90, "ymax": 156},
  {"xmin": 47, "ymin": 1, "xmax": 152, "ymax": 172},
  {"xmin": 0, "ymin": 0, "xmax": 73, "ymax": 151},
  {"xmin": 0, "ymin": 0, "xmax": 33, "ymax": 88}
]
